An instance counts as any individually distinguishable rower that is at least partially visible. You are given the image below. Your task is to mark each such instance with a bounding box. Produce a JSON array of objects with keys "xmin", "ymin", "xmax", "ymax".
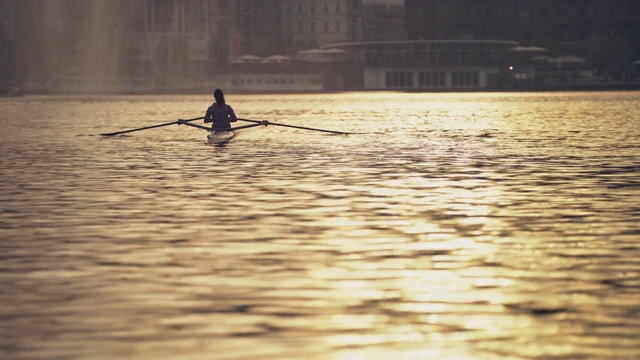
[{"xmin": 204, "ymin": 89, "xmax": 237, "ymax": 132}]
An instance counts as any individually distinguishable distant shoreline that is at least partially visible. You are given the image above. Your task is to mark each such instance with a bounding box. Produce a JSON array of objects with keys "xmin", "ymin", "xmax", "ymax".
[{"xmin": 5, "ymin": 83, "xmax": 640, "ymax": 97}]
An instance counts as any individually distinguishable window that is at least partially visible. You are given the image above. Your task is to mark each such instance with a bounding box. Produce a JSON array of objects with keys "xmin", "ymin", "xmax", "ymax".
[
  {"xmin": 594, "ymin": 4, "xmax": 603, "ymax": 17},
  {"xmin": 539, "ymin": 5, "xmax": 549, "ymax": 18},
  {"xmin": 297, "ymin": 22, "xmax": 303, "ymax": 33},
  {"xmin": 335, "ymin": 21, "xmax": 341, "ymax": 32},
  {"xmin": 324, "ymin": 3, "xmax": 329, "ymax": 13},
  {"xmin": 310, "ymin": 21, "xmax": 316, "ymax": 33},
  {"xmin": 451, "ymin": 71, "xmax": 479, "ymax": 87},
  {"xmin": 518, "ymin": 4, "xmax": 530, "ymax": 18},
  {"xmin": 335, "ymin": 1, "xmax": 341, "ymax": 13},
  {"xmin": 323, "ymin": 21, "xmax": 329, "ymax": 33},
  {"xmin": 310, "ymin": 3, "xmax": 315, "ymax": 13},
  {"xmin": 158, "ymin": 0, "xmax": 173, "ymax": 15},
  {"xmin": 286, "ymin": 3, "xmax": 291, "ymax": 13},
  {"xmin": 385, "ymin": 72, "xmax": 413, "ymax": 88},
  {"xmin": 187, "ymin": 1, "xmax": 205, "ymax": 15},
  {"xmin": 186, "ymin": 18, "xmax": 206, "ymax": 32},
  {"xmin": 158, "ymin": 17, "xmax": 173, "ymax": 31},
  {"xmin": 418, "ymin": 71, "xmax": 446, "ymax": 87},
  {"xmin": 298, "ymin": 3, "xmax": 303, "ymax": 13}
]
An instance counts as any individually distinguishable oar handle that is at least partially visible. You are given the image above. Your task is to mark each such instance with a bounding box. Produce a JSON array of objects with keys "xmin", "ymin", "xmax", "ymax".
[
  {"xmin": 237, "ymin": 118, "xmax": 267, "ymax": 125},
  {"xmin": 179, "ymin": 121, "xmax": 267, "ymax": 132},
  {"xmin": 230, "ymin": 122, "xmax": 267, "ymax": 131},
  {"xmin": 179, "ymin": 122, "xmax": 210, "ymax": 131}
]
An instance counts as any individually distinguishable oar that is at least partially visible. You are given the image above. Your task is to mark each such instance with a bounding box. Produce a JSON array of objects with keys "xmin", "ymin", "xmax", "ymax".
[
  {"xmin": 178, "ymin": 120, "xmax": 268, "ymax": 131},
  {"xmin": 100, "ymin": 116, "xmax": 204, "ymax": 136},
  {"xmin": 237, "ymin": 118, "xmax": 351, "ymax": 135}
]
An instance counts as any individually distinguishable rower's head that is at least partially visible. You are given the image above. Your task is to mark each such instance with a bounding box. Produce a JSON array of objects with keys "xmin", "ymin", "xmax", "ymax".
[{"xmin": 214, "ymin": 89, "xmax": 225, "ymax": 106}]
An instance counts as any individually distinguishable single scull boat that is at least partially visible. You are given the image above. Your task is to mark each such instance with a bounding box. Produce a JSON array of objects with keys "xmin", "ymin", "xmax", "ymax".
[
  {"xmin": 207, "ymin": 129, "xmax": 236, "ymax": 144},
  {"xmin": 100, "ymin": 117, "xmax": 351, "ymax": 141}
]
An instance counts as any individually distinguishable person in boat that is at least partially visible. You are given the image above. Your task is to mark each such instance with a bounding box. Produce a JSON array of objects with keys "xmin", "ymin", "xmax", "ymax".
[{"xmin": 205, "ymin": 89, "xmax": 237, "ymax": 131}]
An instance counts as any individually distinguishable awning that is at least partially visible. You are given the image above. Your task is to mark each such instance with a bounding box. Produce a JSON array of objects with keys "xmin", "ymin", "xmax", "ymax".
[
  {"xmin": 297, "ymin": 49, "xmax": 325, "ymax": 55},
  {"xmin": 530, "ymin": 55, "xmax": 553, "ymax": 62},
  {"xmin": 548, "ymin": 55, "xmax": 585, "ymax": 63},
  {"xmin": 508, "ymin": 46, "xmax": 548, "ymax": 52},
  {"xmin": 295, "ymin": 49, "xmax": 331, "ymax": 62},
  {"xmin": 323, "ymin": 48, "xmax": 346, "ymax": 54},
  {"xmin": 262, "ymin": 55, "xmax": 291, "ymax": 63},
  {"xmin": 233, "ymin": 55, "xmax": 262, "ymax": 63}
]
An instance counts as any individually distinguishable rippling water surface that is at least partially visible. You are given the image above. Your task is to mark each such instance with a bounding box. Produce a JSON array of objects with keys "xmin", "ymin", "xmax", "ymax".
[{"xmin": 1, "ymin": 91, "xmax": 639, "ymax": 359}]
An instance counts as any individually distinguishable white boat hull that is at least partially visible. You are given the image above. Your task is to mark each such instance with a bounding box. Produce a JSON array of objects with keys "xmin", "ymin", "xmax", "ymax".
[{"xmin": 207, "ymin": 129, "xmax": 236, "ymax": 144}]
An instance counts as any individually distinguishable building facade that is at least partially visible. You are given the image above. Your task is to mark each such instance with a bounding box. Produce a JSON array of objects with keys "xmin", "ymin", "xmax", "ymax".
[
  {"xmin": 1, "ymin": 0, "xmax": 241, "ymax": 92},
  {"xmin": 2, "ymin": 0, "xmax": 408, "ymax": 92},
  {"xmin": 123, "ymin": 0, "xmax": 238, "ymax": 83},
  {"xmin": 325, "ymin": 39, "xmax": 519, "ymax": 90},
  {"xmin": 281, "ymin": 0, "xmax": 361, "ymax": 52},
  {"xmin": 405, "ymin": 0, "xmax": 640, "ymax": 76},
  {"xmin": 231, "ymin": 0, "xmax": 363, "ymax": 56},
  {"xmin": 3, "ymin": 0, "xmax": 411, "ymax": 93},
  {"xmin": 225, "ymin": 0, "xmax": 405, "ymax": 57},
  {"xmin": 361, "ymin": 0, "xmax": 407, "ymax": 41}
]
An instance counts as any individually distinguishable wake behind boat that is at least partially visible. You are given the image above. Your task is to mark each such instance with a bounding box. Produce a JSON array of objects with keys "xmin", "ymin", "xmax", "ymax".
[{"xmin": 207, "ymin": 129, "xmax": 236, "ymax": 145}]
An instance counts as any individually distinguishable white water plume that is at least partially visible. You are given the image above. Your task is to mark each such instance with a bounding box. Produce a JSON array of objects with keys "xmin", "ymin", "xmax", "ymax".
[
  {"xmin": 20, "ymin": 0, "xmax": 134, "ymax": 92},
  {"xmin": 74, "ymin": 0, "xmax": 124, "ymax": 78}
]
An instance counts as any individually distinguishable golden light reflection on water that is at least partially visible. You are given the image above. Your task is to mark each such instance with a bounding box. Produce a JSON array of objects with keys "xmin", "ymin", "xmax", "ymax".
[{"xmin": 0, "ymin": 92, "xmax": 639, "ymax": 359}]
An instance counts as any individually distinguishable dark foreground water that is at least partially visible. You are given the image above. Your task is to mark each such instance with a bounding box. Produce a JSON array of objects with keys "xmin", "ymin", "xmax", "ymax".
[{"xmin": 1, "ymin": 91, "xmax": 639, "ymax": 359}]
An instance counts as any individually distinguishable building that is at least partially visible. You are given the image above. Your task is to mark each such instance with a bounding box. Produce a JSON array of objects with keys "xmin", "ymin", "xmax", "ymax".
[
  {"xmin": 405, "ymin": 0, "xmax": 640, "ymax": 77},
  {"xmin": 234, "ymin": 0, "xmax": 281, "ymax": 56},
  {"xmin": 2, "ymin": 0, "xmax": 407, "ymax": 93},
  {"xmin": 325, "ymin": 39, "xmax": 520, "ymax": 90},
  {"xmin": 361, "ymin": 0, "xmax": 407, "ymax": 41},
  {"xmin": 0, "ymin": 0, "xmax": 22, "ymax": 92},
  {"xmin": 217, "ymin": 0, "xmax": 368, "ymax": 58},
  {"xmin": 2, "ymin": 0, "xmax": 241, "ymax": 93},
  {"xmin": 230, "ymin": 0, "xmax": 406, "ymax": 91},
  {"xmin": 123, "ymin": 0, "xmax": 238, "ymax": 86},
  {"xmin": 0, "ymin": 0, "xmax": 137, "ymax": 92}
]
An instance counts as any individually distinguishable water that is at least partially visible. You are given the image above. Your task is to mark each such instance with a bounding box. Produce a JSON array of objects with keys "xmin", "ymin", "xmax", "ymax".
[{"xmin": 1, "ymin": 91, "xmax": 639, "ymax": 360}]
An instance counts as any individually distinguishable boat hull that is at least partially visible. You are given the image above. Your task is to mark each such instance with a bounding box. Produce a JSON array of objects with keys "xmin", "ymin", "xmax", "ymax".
[{"xmin": 207, "ymin": 129, "xmax": 236, "ymax": 144}]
